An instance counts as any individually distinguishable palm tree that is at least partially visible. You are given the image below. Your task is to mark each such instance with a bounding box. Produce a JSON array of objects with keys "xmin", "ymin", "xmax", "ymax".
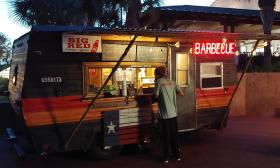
[
  {"xmin": 258, "ymin": 0, "xmax": 276, "ymax": 67},
  {"xmin": 8, "ymin": 0, "xmax": 81, "ymax": 26},
  {"xmin": 7, "ymin": 0, "xmax": 162, "ymax": 28}
]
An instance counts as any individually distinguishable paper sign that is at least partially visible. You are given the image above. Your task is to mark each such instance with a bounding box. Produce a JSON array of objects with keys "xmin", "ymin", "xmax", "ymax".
[{"xmin": 62, "ymin": 34, "xmax": 102, "ymax": 53}]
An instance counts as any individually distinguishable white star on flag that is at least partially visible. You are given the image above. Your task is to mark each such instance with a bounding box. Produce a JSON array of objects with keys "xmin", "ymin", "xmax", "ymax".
[{"xmin": 107, "ymin": 121, "xmax": 116, "ymax": 134}]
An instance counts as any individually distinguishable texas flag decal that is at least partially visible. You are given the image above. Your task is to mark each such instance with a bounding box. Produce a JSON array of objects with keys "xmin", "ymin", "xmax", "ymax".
[{"xmin": 103, "ymin": 107, "xmax": 154, "ymax": 147}]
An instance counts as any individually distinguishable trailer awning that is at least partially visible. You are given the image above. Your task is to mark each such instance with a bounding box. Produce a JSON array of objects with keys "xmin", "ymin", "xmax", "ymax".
[
  {"xmin": 30, "ymin": 25, "xmax": 280, "ymax": 43},
  {"xmin": 139, "ymin": 5, "xmax": 280, "ymax": 33}
]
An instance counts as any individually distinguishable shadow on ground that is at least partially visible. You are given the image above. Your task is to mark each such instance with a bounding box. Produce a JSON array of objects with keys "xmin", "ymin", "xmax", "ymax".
[{"xmin": 0, "ymin": 103, "xmax": 22, "ymax": 133}]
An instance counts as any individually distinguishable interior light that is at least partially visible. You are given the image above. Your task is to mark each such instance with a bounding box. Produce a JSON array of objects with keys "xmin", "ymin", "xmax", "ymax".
[
  {"xmin": 12, "ymin": 75, "xmax": 16, "ymax": 85},
  {"xmin": 222, "ymin": 37, "xmax": 227, "ymax": 44},
  {"xmin": 175, "ymin": 42, "xmax": 180, "ymax": 48},
  {"xmin": 189, "ymin": 48, "xmax": 193, "ymax": 54}
]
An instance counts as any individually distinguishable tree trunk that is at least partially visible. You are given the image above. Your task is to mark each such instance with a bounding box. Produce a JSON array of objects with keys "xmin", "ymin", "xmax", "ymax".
[
  {"xmin": 260, "ymin": 6, "xmax": 275, "ymax": 67},
  {"xmin": 125, "ymin": 0, "xmax": 141, "ymax": 28},
  {"xmin": 264, "ymin": 42, "xmax": 272, "ymax": 67},
  {"xmin": 260, "ymin": 6, "xmax": 275, "ymax": 34}
]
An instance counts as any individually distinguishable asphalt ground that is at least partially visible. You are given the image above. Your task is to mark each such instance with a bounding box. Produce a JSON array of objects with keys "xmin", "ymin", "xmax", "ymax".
[{"xmin": 1, "ymin": 102, "xmax": 280, "ymax": 168}]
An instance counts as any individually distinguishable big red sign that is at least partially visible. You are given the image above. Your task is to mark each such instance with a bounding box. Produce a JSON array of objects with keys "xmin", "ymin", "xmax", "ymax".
[
  {"xmin": 62, "ymin": 34, "xmax": 102, "ymax": 53},
  {"xmin": 193, "ymin": 39, "xmax": 236, "ymax": 56}
]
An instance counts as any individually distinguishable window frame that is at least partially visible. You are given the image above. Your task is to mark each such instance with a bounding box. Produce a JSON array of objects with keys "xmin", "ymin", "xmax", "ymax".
[
  {"xmin": 83, "ymin": 62, "xmax": 163, "ymax": 97},
  {"xmin": 200, "ymin": 62, "xmax": 223, "ymax": 90}
]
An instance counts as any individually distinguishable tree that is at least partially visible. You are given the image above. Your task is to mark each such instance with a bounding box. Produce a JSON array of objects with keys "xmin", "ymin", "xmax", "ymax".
[
  {"xmin": 0, "ymin": 33, "xmax": 12, "ymax": 66},
  {"xmin": 124, "ymin": 0, "xmax": 162, "ymax": 28},
  {"xmin": 8, "ymin": 0, "xmax": 162, "ymax": 28},
  {"xmin": 125, "ymin": 0, "xmax": 142, "ymax": 28},
  {"xmin": 258, "ymin": 0, "xmax": 276, "ymax": 67},
  {"xmin": 8, "ymin": 0, "xmax": 97, "ymax": 26}
]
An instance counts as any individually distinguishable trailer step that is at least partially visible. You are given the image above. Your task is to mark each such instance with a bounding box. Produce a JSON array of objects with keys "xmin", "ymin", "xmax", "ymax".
[{"xmin": 6, "ymin": 128, "xmax": 26, "ymax": 159}]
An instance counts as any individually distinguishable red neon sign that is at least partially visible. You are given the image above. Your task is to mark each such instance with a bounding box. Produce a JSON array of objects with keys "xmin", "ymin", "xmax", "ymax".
[{"xmin": 193, "ymin": 39, "xmax": 237, "ymax": 56}]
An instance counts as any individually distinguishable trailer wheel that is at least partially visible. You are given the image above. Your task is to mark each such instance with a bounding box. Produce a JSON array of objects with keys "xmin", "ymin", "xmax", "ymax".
[{"xmin": 89, "ymin": 133, "xmax": 123, "ymax": 160}]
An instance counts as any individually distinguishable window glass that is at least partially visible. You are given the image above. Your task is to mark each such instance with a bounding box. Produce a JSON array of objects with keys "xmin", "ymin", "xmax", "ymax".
[
  {"xmin": 138, "ymin": 68, "xmax": 155, "ymax": 88},
  {"xmin": 177, "ymin": 53, "xmax": 188, "ymax": 69},
  {"xmin": 102, "ymin": 68, "xmax": 112, "ymax": 85},
  {"xmin": 177, "ymin": 70, "xmax": 187, "ymax": 86},
  {"xmin": 115, "ymin": 68, "xmax": 135, "ymax": 82},
  {"xmin": 88, "ymin": 68, "xmax": 101, "ymax": 89},
  {"xmin": 176, "ymin": 53, "xmax": 189, "ymax": 86},
  {"xmin": 200, "ymin": 62, "xmax": 223, "ymax": 89},
  {"xmin": 201, "ymin": 65, "xmax": 221, "ymax": 76},
  {"xmin": 84, "ymin": 63, "xmax": 160, "ymax": 97},
  {"xmin": 87, "ymin": 68, "xmax": 112, "ymax": 95}
]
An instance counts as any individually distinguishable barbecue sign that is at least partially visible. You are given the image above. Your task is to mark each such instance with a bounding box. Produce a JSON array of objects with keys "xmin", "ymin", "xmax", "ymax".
[
  {"xmin": 62, "ymin": 34, "xmax": 102, "ymax": 53},
  {"xmin": 192, "ymin": 38, "xmax": 237, "ymax": 56}
]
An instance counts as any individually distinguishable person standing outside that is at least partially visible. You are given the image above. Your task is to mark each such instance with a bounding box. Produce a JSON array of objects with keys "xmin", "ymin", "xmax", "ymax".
[{"xmin": 153, "ymin": 66, "xmax": 184, "ymax": 163}]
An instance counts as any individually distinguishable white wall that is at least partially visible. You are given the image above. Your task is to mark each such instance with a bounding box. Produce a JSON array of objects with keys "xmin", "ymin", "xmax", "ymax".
[
  {"xmin": 211, "ymin": 0, "xmax": 280, "ymax": 11},
  {"xmin": 230, "ymin": 73, "xmax": 280, "ymax": 117},
  {"xmin": 212, "ymin": 0, "xmax": 280, "ymax": 55},
  {"xmin": 0, "ymin": 67, "xmax": 10, "ymax": 79}
]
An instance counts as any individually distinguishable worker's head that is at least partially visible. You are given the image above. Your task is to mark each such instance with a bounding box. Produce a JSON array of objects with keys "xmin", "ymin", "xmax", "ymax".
[{"xmin": 155, "ymin": 66, "xmax": 167, "ymax": 79}]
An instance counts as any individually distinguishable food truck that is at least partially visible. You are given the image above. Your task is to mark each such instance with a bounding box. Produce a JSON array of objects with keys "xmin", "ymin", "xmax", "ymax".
[{"xmin": 8, "ymin": 25, "xmax": 238, "ymax": 159}]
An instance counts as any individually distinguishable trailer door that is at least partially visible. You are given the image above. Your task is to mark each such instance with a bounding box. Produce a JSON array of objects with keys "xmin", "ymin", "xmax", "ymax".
[{"xmin": 170, "ymin": 48, "xmax": 196, "ymax": 131}]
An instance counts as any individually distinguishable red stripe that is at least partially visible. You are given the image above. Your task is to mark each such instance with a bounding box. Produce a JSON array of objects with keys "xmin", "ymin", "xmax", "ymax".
[
  {"xmin": 196, "ymin": 85, "xmax": 236, "ymax": 98},
  {"xmin": 120, "ymin": 139, "xmax": 139, "ymax": 145},
  {"xmin": 119, "ymin": 124, "xmax": 152, "ymax": 145},
  {"xmin": 22, "ymin": 96, "xmax": 143, "ymax": 113},
  {"xmin": 22, "ymin": 96, "xmax": 84, "ymax": 113}
]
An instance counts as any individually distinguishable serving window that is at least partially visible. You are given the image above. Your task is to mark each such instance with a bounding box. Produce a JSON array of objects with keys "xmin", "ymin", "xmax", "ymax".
[
  {"xmin": 83, "ymin": 62, "xmax": 162, "ymax": 98},
  {"xmin": 200, "ymin": 62, "xmax": 223, "ymax": 89}
]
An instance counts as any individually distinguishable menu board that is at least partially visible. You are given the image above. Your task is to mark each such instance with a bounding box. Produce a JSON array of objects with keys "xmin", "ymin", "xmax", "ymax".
[
  {"xmin": 102, "ymin": 44, "xmax": 136, "ymax": 61},
  {"xmin": 137, "ymin": 46, "xmax": 167, "ymax": 63}
]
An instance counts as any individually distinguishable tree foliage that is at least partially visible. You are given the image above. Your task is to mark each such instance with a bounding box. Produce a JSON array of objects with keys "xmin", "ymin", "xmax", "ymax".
[
  {"xmin": 0, "ymin": 33, "xmax": 12, "ymax": 66},
  {"xmin": 258, "ymin": 0, "xmax": 276, "ymax": 8},
  {"xmin": 8, "ymin": 0, "xmax": 162, "ymax": 28}
]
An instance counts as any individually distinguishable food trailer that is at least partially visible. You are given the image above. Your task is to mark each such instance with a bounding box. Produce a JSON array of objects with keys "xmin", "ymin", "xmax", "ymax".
[{"xmin": 8, "ymin": 25, "xmax": 238, "ymax": 158}]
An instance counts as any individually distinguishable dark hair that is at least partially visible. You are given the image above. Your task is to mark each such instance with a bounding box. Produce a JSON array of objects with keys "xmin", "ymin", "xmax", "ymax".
[{"xmin": 155, "ymin": 66, "xmax": 167, "ymax": 78}]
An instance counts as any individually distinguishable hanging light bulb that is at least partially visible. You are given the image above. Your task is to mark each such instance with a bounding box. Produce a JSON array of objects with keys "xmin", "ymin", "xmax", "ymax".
[
  {"xmin": 222, "ymin": 37, "xmax": 227, "ymax": 44},
  {"xmin": 189, "ymin": 48, "xmax": 193, "ymax": 54},
  {"xmin": 175, "ymin": 42, "xmax": 180, "ymax": 48}
]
